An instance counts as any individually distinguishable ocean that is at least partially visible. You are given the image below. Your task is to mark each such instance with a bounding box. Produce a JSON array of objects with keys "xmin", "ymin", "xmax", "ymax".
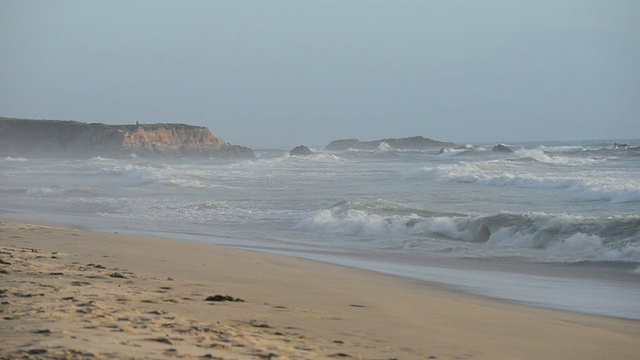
[{"xmin": 2, "ymin": 139, "xmax": 639, "ymax": 319}]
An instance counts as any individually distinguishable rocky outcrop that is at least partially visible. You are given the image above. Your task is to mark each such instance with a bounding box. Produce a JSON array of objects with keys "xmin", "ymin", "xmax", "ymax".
[
  {"xmin": 324, "ymin": 139, "xmax": 361, "ymax": 151},
  {"xmin": 611, "ymin": 143, "xmax": 640, "ymax": 152},
  {"xmin": 492, "ymin": 144, "xmax": 514, "ymax": 153},
  {"xmin": 0, "ymin": 117, "xmax": 253, "ymax": 159},
  {"xmin": 289, "ymin": 145, "xmax": 313, "ymax": 156},
  {"xmin": 324, "ymin": 136, "xmax": 455, "ymax": 151}
]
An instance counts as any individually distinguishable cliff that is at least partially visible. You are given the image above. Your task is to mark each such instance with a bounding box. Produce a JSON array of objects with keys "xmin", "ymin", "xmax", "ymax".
[
  {"xmin": 0, "ymin": 117, "xmax": 254, "ymax": 159},
  {"xmin": 324, "ymin": 136, "xmax": 455, "ymax": 151}
]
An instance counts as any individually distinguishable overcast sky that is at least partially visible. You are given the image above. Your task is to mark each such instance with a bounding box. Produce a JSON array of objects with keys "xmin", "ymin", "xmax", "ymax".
[{"xmin": 1, "ymin": 1, "xmax": 638, "ymax": 148}]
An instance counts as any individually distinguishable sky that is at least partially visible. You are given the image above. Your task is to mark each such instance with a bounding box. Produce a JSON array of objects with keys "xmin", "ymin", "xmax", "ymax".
[{"xmin": 1, "ymin": 0, "xmax": 638, "ymax": 148}]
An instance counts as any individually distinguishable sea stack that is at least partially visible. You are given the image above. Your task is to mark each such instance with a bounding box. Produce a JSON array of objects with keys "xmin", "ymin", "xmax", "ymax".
[
  {"xmin": 289, "ymin": 145, "xmax": 313, "ymax": 156},
  {"xmin": 492, "ymin": 144, "xmax": 514, "ymax": 153}
]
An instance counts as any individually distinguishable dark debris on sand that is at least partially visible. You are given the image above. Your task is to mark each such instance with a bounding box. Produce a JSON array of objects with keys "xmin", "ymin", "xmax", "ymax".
[{"xmin": 205, "ymin": 295, "xmax": 245, "ymax": 302}]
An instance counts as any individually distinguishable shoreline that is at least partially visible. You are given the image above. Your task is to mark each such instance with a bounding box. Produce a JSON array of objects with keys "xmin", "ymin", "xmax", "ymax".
[
  {"xmin": 1, "ymin": 219, "xmax": 640, "ymax": 359},
  {"xmin": 26, "ymin": 214, "xmax": 640, "ymax": 320}
]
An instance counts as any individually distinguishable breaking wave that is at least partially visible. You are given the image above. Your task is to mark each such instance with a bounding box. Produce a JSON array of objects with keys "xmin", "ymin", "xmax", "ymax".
[
  {"xmin": 425, "ymin": 161, "xmax": 640, "ymax": 203},
  {"xmin": 233, "ymin": 153, "xmax": 346, "ymax": 168},
  {"xmin": 297, "ymin": 200, "xmax": 640, "ymax": 262},
  {"xmin": 509, "ymin": 149, "xmax": 608, "ymax": 165},
  {"xmin": 2, "ymin": 157, "xmax": 28, "ymax": 162}
]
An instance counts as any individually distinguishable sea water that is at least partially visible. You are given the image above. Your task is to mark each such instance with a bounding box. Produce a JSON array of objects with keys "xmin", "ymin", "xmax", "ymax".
[{"xmin": 1, "ymin": 140, "xmax": 639, "ymax": 319}]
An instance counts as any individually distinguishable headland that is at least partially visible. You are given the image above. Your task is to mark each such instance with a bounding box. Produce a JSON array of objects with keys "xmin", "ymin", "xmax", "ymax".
[{"xmin": 0, "ymin": 117, "xmax": 254, "ymax": 159}]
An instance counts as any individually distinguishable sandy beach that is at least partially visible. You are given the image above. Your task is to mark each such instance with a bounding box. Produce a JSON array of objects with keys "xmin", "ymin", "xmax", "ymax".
[{"xmin": 1, "ymin": 219, "xmax": 639, "ymax": 359}]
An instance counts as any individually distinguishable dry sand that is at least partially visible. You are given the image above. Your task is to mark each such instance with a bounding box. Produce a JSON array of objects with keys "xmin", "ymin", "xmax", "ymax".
[{"xmin": 1, "ymin": 219, "xmax": 639, "ymax": 359}]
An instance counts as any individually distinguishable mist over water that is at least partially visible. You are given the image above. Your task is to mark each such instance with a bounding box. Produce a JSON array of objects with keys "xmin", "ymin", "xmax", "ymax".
[{"xmin": 2, "ymin": 139, "xmax": 640, "ymax": 318}]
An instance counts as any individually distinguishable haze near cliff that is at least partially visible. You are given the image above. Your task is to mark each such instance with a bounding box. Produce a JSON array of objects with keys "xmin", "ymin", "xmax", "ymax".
[{"xmin": 1, "ymin": 1, "xmax": 638, "ymax": 148}]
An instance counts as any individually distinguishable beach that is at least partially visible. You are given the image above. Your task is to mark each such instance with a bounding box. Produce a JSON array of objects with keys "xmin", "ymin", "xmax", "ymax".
[
  {"xmin": 1, "ymin": 219, "xmax": 639, "ymax": 359},
  {"xmin": 3, "ymin": 1, "xmax": 639, "ymax": 357}
]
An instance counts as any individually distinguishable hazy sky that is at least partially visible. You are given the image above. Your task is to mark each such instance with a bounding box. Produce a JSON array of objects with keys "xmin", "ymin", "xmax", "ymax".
[{"xmin": 1, "ymin": 1, "xmax": 638, "ymax": 148}]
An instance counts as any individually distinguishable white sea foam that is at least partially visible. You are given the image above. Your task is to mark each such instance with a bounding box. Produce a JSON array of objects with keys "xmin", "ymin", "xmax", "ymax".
[
  {"xmin": 303, "ymin": 153, "xmax": 346, "ymax": 162},
  {"xmin": 429, "ymin": 161, "xmax": 640, "ymax": 203},
  {"xmin": 297, "ymin": 205, "xmax": 640, "ymax": 262},
  {"xmin": 26, "ymin": 187, "xmax": 61, "ymax": 196},
  {"xmin": 26, "ymin": 186, "xmax": 102, "ymax": 198},
  {"xmin": 88, "ymin": 161, "xmax": 238, "ymax": 189},
  {"xmin": 2, "ymin": 157, "xmax": 28, "ymax": 162},
  {"xmin": 95, "ymin": 196, "xmax": 297, "ymax": 227},
  {"xmin": 509, "ymin": 149, "xmax": 606, "ymax": 165},
  {"xmin": 233, "ymin": 153, "xmax": 346, "ymax": 169},
  {"xmin": 436, "ymin": 148, "xmax": 469, "ymax": 157},
  {"xmin": 88, "ymin": 156, "xmax": 114, "ymax": 162},
  {"xmin": 298, "ymin": 208, "xmax": 406, "ymax": 237},
  {"xmin": 375, "ymin": 142, "xmax": 393, "ymax": 153},
  {"xmin": 544, "ymin": 233, "xmax": 604, "ymax": 255},
  {"xmin": 537, "ymin": 145, "xmax": 587, "ymax": 153}
]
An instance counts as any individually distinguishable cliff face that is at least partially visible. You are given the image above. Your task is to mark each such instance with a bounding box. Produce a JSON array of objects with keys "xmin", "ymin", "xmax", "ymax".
[
  {"xmin": 0, "ymin": 117, "xmax": 253, "ymax": 159},
  {"xmin": 324, "ymin": 136, "xmax": 455, "ymax": 151}
]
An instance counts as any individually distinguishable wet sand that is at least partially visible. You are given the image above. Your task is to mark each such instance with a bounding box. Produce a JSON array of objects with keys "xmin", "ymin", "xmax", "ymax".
[{"xmin": 1, "ymin": 220, "xmax": 639, "ymax": 359}]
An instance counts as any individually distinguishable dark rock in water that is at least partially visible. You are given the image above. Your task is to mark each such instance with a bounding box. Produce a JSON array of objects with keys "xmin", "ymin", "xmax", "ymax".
[
  {"xmin": 324, "ymin": 136, "xmax": 455, "ymax": 151},
  {"xmin": 289, "ymin": 145, "xmax": 313, "ymax": 156},
  {"xmin": 0, "ymin": 117, "xmax": 254, "ymax": 159},
  {"xmin": 611, "ymin": 143, "xmax": 640, "ymax": 152},
  {"xmin": 492, "ymin": 144, "xmax": 513, "ymax": 153},
  {"xmin": 324, "ymin": 139, "xmax": 362, "ymax": 151}
]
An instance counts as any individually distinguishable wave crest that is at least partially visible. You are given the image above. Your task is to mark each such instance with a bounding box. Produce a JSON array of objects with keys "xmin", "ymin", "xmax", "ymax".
[
  {"xmin": 428, "ymin": 161, "xmax": 640, "ymax": 203},
  {"xmin": 297, "ymin": 201, "xmax": 640, "ymax": 262}
]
